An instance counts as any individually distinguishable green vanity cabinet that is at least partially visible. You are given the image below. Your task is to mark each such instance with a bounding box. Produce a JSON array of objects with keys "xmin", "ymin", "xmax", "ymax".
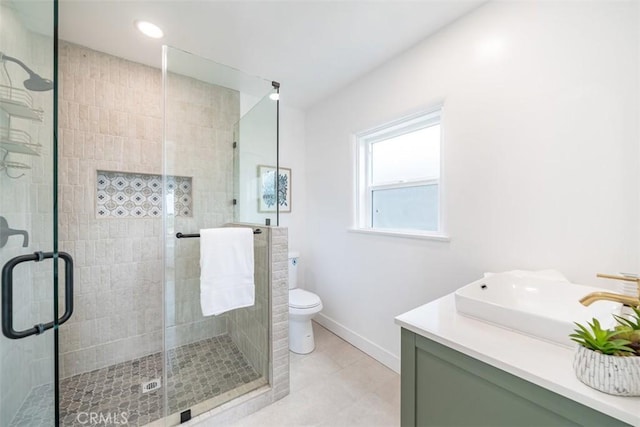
[{"xmin": 400, "ymin": 328, "xmax": 631, "ymax": 427}]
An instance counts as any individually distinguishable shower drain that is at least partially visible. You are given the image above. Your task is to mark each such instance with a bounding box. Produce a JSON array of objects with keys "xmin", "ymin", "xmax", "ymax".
[{"xmin": 141, "ymin": 378, "xmax": 162, "ymax": 393}]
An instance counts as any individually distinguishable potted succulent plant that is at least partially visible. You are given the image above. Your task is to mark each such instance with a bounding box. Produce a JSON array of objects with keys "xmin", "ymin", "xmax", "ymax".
[{"xmin": 570, "ymin": 307, "xmax": 640, "ymax": 396}]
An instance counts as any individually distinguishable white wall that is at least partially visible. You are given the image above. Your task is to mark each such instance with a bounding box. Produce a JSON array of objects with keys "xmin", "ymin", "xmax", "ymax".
[
  {"xmin": 304, "ymin": 1, "xmax": 639, "ymax": 371},
  {"xmin": 279, "ymin": 105, "xmax": 307, "ymax": 274}
]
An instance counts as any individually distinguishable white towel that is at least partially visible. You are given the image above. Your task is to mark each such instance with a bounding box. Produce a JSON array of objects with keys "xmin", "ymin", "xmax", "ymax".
[{"xmin": 200, "ymin": 227, "xmax": 255, "ymax": 316}]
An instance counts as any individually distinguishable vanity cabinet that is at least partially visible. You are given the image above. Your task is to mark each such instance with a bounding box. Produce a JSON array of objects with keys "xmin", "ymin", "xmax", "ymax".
[{"xmin": 400, "ymin": 328, "xmax": 631, "ymax": 427}]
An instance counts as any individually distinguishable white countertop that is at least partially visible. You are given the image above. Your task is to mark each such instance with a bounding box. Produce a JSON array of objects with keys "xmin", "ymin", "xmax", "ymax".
[{"xmin": 395, "ymin": 294, "xmax": 640, "ymax": 426}]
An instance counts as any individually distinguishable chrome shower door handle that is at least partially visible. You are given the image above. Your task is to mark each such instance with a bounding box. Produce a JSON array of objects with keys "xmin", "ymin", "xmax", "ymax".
[{"xmin": 1, "ymin": 251, "xmax": 74, "ymax": 339}]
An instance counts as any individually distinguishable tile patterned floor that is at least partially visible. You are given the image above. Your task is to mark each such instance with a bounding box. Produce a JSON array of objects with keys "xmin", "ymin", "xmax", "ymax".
[
  {"xmin": 10, "ymin": 335, "xmax": 263, "ymax": 427},
  {"xmin": 198, "ymin": 322, "xmax": 401, "ymax": 427}
]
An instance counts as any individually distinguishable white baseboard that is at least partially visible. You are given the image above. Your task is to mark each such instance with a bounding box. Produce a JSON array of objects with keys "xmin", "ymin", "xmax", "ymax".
[{"xmin": 314, "ymin": 313, "xmax": 400, "ymax": 373}]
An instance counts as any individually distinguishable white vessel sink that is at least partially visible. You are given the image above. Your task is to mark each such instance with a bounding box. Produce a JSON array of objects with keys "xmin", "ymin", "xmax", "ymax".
[{"xmin": 454, "ymin": 272, "xmax": 622, "ymax": 347}]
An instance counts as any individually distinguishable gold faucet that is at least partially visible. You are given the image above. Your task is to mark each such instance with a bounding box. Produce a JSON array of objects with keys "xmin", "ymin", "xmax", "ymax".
[{"xmin": 579, "ymin": 273, "xmax": 640, "ymax": 307}]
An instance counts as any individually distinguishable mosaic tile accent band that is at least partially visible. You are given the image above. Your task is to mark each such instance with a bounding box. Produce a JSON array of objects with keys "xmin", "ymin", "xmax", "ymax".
[{"xmin": 96, "ymin": 171, "xmax": 193, "ymax": 218}]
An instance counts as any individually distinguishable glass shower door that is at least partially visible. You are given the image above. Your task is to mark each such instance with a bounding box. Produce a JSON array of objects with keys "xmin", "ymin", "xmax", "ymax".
[
  {"xmin": 163, "ymin": 45, "xmax": 276, "ymax": 423},
  {"xmin": 0, "ymin": 0, "xmax": 62, "ymax": 425}
]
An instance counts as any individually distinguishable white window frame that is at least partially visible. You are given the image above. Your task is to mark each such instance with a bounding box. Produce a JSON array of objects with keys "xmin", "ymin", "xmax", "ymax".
[{"xmin": 352, "ymin": 107, "xmax": 449, "ymax": 241}]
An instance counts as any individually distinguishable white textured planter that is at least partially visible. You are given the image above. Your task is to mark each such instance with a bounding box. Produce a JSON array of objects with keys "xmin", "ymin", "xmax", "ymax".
[{"xmin": 573, "ymin": 345, "xmax": 640, "ymax": 396}]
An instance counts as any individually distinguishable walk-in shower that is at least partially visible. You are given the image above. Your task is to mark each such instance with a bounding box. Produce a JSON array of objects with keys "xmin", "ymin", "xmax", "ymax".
[{"xmin": 0, "ymin": 0, "xmax": 288, "ymax": 425}]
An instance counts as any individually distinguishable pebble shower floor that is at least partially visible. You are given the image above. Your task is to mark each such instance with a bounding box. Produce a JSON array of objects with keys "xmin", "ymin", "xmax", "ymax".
[{"xmin": 10, "ymin": 335, "xmax": 265, "ymax": 426}]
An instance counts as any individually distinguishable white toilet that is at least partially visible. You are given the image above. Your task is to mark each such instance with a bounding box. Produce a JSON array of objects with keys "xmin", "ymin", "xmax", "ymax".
[{"xmin": 288, "ymin": 251, "xmax": 323, "ymax": 354}]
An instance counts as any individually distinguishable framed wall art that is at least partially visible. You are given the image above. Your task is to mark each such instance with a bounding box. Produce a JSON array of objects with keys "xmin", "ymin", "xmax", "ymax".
[{"xmin": 258, "ymin": 165, "xmax": 291, "ymax": 213}]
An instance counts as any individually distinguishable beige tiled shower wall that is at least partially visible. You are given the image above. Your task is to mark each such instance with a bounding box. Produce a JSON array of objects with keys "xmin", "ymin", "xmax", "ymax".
[
  {"xmin": 58, "ymin": 42, "xmax": 237, "ymax": 377},
  {"xmin": 227, "ymin": 225, "xmax": 270, "ymax": 378},
  {"xmin": 164, "ymin": 65, "xmax": 238, "ymax": 350},
  {"xmin": 0, "ymin": 4, "xmax": 55, "ymax": 424},
  {"xmin": 269, "ymin": 227, "xmax": 290, "ymax": 401}
]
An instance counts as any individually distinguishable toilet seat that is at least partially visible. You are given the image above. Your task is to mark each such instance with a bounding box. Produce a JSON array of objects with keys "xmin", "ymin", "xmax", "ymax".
[{"xmin": 289, "ymin": 288, "xmax": 321, "ymax": 309}]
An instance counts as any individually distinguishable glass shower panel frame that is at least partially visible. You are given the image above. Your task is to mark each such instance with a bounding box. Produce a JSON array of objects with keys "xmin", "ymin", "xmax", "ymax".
[{"xmin": 162, "ymin": 45, "xmax": 276, "ymax": 423}]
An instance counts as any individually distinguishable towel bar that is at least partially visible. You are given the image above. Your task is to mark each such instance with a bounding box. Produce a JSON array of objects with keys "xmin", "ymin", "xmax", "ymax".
[{"xmin": 176, "ymin": 229, "xmax": 262, "ymax": 239}]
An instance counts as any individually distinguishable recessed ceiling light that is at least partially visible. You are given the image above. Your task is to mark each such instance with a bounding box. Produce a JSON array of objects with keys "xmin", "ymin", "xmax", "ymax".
[{"xmin": 135, "ymin": 20, "xmax": 164, "ymax": 39}]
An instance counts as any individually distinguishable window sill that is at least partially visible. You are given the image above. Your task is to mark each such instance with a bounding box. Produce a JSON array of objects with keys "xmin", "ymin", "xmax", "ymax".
[{"xmin": 347, "ymin": 228, "xmax": 450, "ymax": 242}]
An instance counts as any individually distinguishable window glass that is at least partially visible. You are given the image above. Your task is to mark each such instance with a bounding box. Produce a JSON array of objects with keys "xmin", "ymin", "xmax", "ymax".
[
  {"xmin": 371, "ymin": 184, "xmax": 439, "ymax": 231},
  {"xmin": 371, "ymin": 125, "xmax": 440, "ymax": 185}
]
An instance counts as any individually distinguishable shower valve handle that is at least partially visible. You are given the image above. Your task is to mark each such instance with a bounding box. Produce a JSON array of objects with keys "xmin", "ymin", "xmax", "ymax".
[{"xmin": 0, "ymin": 216, "xmax": 28, "ymax": 248}]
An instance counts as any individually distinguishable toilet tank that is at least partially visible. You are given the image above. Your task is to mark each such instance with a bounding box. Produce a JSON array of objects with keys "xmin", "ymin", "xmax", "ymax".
[{"xmin": 288, "ymin": 251, "xmax": 299, "ymax": 290}]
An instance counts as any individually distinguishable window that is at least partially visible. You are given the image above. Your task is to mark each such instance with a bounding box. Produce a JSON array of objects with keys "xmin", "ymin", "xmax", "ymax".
[{"xmin": 355, "ymin": 108, "xmax": 444, "ymax": 237}]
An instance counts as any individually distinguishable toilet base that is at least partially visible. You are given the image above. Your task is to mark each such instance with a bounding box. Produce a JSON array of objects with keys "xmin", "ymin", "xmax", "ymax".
[{"xmin": 289, "ymin": 317, "xmax": 315, "ymax": 354}]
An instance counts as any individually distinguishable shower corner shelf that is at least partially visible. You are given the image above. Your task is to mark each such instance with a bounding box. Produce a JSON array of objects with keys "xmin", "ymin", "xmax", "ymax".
[
  {"xmin": 0, "ymin": 127, "xmax": 41, "ymax": 156},
  {"xmin": 0, "ymin": 84, "xmax": 44, "ymax": 122}
]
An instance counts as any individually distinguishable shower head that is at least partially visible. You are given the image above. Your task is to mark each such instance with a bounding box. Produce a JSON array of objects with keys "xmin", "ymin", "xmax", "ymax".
[
  {"xmin": 0, "ymin": 52, "xmax": 53, "ymax": 92},
  {"xmin": 23, "ymin": 75, "xmax": 53, "ymax": 92}
]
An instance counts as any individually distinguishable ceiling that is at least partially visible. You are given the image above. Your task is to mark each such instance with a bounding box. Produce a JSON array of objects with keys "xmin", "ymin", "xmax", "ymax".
[{"xmin": 22, "ymin": 0, "xmax": 485, "ymax": 109}]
